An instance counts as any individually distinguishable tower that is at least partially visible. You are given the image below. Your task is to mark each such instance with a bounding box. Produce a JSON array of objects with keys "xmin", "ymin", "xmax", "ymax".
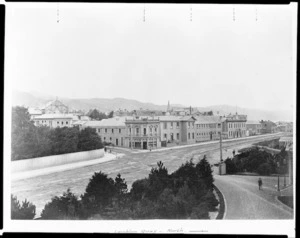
[{"xmin": 167, "ymin": 100, "xmax": 170, "ymax": 112}]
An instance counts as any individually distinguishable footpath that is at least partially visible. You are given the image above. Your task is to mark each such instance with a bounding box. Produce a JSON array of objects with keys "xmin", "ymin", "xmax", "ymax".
[
  {"xmin": 11, "ymin": 152, "xmax": 124, "ymax": 181},
  {"xmin": 111, "ymin": 133, "xmax": 283, "ymax": 154}
]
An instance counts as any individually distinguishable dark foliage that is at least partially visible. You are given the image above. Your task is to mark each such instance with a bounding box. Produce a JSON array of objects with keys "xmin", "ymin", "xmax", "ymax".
[
  {"xmin": 11, "ymin": 107, "xmax": 103, "ymax": 160},
  {"xmin": 11, "ymin": 195, "xmax": 36, "ymax": 219},
  {"xmin": 40, "ymin": 189, "xmax": 82, "ymax": 219}
]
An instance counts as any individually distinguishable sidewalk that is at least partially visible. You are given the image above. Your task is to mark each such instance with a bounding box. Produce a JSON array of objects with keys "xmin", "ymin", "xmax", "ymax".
[
  {"xmin": 113, "ymin": 133, "xmax": 283, "ymax": 154},
  {"xmin": 11, "ymin": 152, "xmax": 124, "ymax": 181}
]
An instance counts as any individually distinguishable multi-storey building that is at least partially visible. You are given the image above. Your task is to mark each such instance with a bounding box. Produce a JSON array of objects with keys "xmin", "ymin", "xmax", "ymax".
[
  {"xmin": 125, "ymin": 117, "xmax": 161, "ymax": 149},
  {"xmin": 246, "ymin": 120, "xmax": 262, "ymax": 136},
  {"xmin": 158, "ymin": 116, "xmax": 196, "ymax": 145},
  {"xmin": 260, "ymin": 120, "xmax": 277, "ymax": 134},
  {"xmin": 81, "ymin": 117, "xmax": 127, "ymax": 146},
  {"xmin": 42, "ymin": 98, "xmax": 69, "ymax": 114},
  {"xmin": 222, "ymin": 113, "xmax": 247, "ymax": 138},
  {"xmin": 195, "ymin": 116, "xmax": 222, "ymax": 142},
  {"xmin": 33, "ymin": 114, "xmax": 74, "ymax": 128}
]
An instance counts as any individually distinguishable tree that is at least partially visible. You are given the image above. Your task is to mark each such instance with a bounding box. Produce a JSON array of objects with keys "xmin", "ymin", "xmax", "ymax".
[
  {"xmin": 77, "ymin": 127, "xmax": 103, "ymax": 151},
  {"xmin": 81, "ymin": 171, "xmax": 116, "ymax": 216},
  {"xmin": 11, "ymin": 195, "xmax": 36, "ymax": 219},
  {"xmin": 196, "ymin": 155, "xmax": 214, "ymax": 190},
  {"xmin": 114, "ymin": 173, "xmax": 128, "ymax": 208},
  {"xmin": 108, "ymin": 111, "xmax": 114, "ymax": 118},
  {"xmin": 88, "ymin": 109, "xmax": 108, "ymax": 121},
  {"xmin": 225, "ymin": 157, "xmax": 237, "ymax": 174},
  {"xmin": 40, "ymin": 189, "xmax": 82, "ymax": 219}
]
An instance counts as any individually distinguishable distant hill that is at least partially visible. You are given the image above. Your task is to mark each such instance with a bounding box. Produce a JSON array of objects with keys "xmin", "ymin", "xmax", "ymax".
[{"xmin": 11, "ymin": 90, "xmax": 293, "ymax": 122}]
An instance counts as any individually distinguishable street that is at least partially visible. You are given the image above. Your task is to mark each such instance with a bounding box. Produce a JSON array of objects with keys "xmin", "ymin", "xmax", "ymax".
[
  {"xmin": 11, "ymin": 133, "xmax": 287, "ymax": 218},
  {"xmin": 214, "ymin": 175, "xmax": 293, "ymax": 219}
]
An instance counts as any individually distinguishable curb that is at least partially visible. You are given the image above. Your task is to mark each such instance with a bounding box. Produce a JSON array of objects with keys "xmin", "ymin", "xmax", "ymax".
[
  {"xmin": 275, "ymin": 196, "xmax": 294, "ymax": 214},
  {"xmin": 213, "ymin": 184, "xmax": 226, "ymax": 220}
]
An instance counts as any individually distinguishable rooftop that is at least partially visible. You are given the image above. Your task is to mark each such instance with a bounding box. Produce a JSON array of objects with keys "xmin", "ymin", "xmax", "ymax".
[
  {"xmin": 195, "ymin": 116, "xmax": 221, "ymax": 124},
  {"xmin": 246, "ymin": 120, "xmax": 261, "ymax": 125},
  {"xmin": 33, "ymin": 114, "xmax": 74, "ymax": 119}
]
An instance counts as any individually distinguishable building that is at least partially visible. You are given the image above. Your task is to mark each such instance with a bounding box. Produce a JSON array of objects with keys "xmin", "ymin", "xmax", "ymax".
[
  {"xmin": 82, "ymin": 117, "xmax": 127, "ymax": 146},
  {"xmin": 125, "ymin": 117, "xmax": 161, "ymax": 149},
  {"xmin": 33, "ymin": 114, "xmax": 74, "ymax": 128},
  {"xmin": 260, "ymin": 120, "xmax": 277, "ymax": 134},
  {"xmin": 222, "ymin": 113, "xmax": 247, "ymax": 138},
  {"xmin": 195, "ymin": 116, "xmax": 222, "ymax": 142},
  {"xmin": 42, "ymin": 98, "xmax": 69, "ymax": 114},
  {"xmin": 28, "ymin": 108, "xmax": 43, "ymax": 120},
  {"xmin": 158, "ymin": 115, "xmax": 196, "ymax": 145},
  {"xmin": 246, "ymin": 120, "xmax": 262, "ymax": 136}
]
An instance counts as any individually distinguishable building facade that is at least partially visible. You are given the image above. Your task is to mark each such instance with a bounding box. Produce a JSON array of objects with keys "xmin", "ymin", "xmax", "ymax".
[
  {"xmin": 195, "ymin": 116, "xmax": 222, "ymax": 142},
  {"xmin": 125, "ymin": 117, "xmax": 161, "ymax": 149},
  {"xmin": 33, "ymin": 114, "xmax": 74, "ymax": 128},
  {"xmin": 222, "ymin": 113, "xmax": 247, "ymax": 138},
  {"xmin": 158, "ymin": 116, "xmax": 196, "ymax": 145},
  {"xmin": 260, "ymin": 120, "xmax": 277, "ymax": 134},
  {"xmin": 246, "ymin": 120, "xmax": 262, "ymax": 136}
]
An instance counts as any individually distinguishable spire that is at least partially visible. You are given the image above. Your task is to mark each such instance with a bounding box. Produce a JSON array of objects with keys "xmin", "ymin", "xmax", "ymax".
[{"xmin": 167, "ymin": 100, "xmax": 170, "ymax": 112}]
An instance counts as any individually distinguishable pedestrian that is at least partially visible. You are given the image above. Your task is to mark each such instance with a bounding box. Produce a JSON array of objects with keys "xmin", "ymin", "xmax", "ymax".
[
  {"xmin": 104, "ymin": 146, "xmax": 107, "ymax": 153},
  {"xmin": 258, "ymin": 177, "xmax": 263, "ymax": 190}
]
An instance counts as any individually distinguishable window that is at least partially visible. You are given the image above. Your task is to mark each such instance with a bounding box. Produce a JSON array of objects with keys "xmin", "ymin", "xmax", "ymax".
[
  {"xmin": 104, "ymin": 137, "xmax": 106, "ymax": 141},
  {"xmin": 177, "ymin": 133, "xmax": 179, "ymax": 140},
  {"xmin": 105, "ymin": 128, "xmax": 107, "ymax": 133},
  {"xmin": 176, "ymin": 122, "xmax": 180, "ymax": 128},
  {"xmin": 164, "ymin": 133, "xmax": 167, "ymax": 139},
  {"xmin": 129, "ymin": 128, "xmax": 131, "ymax": 133},
  {"xmin": 164, "ymin": 122, "xmax": 167, "ymax": 129},
  {"xmin": 192, "ymin": 133, "xmax": 194, "ymax": 139},
  {"xmin": 155, "ymin": 127, "xmax": 157, "ymax": 132},
  {"xmin": 119, "ymin": 129, "xmax": 121, "ymax": 133},
  {"xmin": 62, "ymin": 121, "xmax": 64, "ymax": 125},
  {"xmin": 98, "ymin": 129, "xmax": 100, "ymax": 133},
  {"xmin": 188, "ymin": 133, "xmax": 190, "ymax": 139},
  {"xmin": 144, "ymin": 128, "xmax": 146, "ymax": 135},
  {"xmin": 136, "ymin": 128, "xmax": 139, "ymax": 134},
  {"xmin": 110, "ymin": 137, "xmax": 112, "ymax": 141},
  {"xmin": 57, "ymin": 121, "xmax": 59, "ymax": 124},
  {"xmin": 66, "ymin": 121, "xmax": 68, "ymax": 125},
  {"xmin": 170, "ymin": 122, "xmax": 173, "ymax": 128},
  {"xmin": 112, "ymin": 129, "xmax": 114, "ymax": 133}
]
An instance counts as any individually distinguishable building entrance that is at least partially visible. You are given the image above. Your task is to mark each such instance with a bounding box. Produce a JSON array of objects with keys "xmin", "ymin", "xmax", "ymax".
[{"xmin": 143, "ymin": 141, "xmax": 147, "ymax": 149}]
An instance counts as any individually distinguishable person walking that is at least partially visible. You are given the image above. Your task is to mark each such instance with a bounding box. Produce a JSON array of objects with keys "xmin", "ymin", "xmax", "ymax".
[{"xmin": 258, "ymin": 177, "xmax": 263, "ymax": 190}]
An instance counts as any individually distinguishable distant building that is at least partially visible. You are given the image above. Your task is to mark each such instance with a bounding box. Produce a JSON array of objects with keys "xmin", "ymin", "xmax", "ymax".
[
  {"xmin": 260, "ymin": 120, "xmax": 277, "ymax": 134},
  {"xmin": 222, "ymin": 113, "xmax": 247, "ymax": 138},
  {"xmin": 28, "ymin": 108, "xmax": 43, "ymax": 120},
  {"xmin": 81, "ymin": 117, "xmax": 127, "ymax": 146},
  {"xmin": 125, "ymin": 117, "xmax": 161, "ymax": 149},
  {"xmin": 195, "ymin": 116, "xmax": 222, "ymax": 142},
  {"xmin": 158, "ymin": 115, "xmax": 197, "ymax": 145},
  {"xmin": 33, "ymin": 114, "xmax": 74, "ymax": 128},
  {"xmin": 246, "ymin": 120, "xmax": 262, "ymax": 136},
  {"xmin": 42, "ymin": 98, "xmax": 69, "ymax": 114}
]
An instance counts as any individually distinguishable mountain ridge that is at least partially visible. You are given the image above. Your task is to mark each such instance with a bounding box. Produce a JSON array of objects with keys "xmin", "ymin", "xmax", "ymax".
[{"xmin": 11, "ymin": 90, "xmax": 293, "ymax": 122}]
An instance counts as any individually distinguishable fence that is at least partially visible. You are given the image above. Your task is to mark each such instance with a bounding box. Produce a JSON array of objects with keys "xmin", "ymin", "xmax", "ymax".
[{"xmin": 11, "ymin": 149, "xmax": 104, "ymax": 173}]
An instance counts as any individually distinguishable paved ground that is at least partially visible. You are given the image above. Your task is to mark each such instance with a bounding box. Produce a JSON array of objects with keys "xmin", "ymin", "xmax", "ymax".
[
  {"xmin": 214, "ymin": 174, "xmax": 294, "ymax": 219},
  {"xmin": 11, "ymin": 133, "xmax": 285, "ymax": 217}
]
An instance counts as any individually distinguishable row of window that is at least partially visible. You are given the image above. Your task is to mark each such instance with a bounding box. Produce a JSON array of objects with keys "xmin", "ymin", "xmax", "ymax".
[
  {"xmin": 196, "ymin": 132, "xmax": 218, "ymax": 136},
  {"xmin": 196, "ymin": 123, "xmax": 221, "ymax": 129},
  {"xmin": 163, "ymin": 122, "xmax": 180, "ymax": 129},
  {"xmin": 97, "ymin": 128, "xmax": 122, "ymax": 134},
  {"xmin": 229, "ymin": 130, "xmax": 245, "ymax": 137},
  {"xmin": 37, "ymin": 120, "xmax": 69, "ymax": 126},
  {"xmin": 228, "ymin": 123, "xmax": 246, "ymax": 129}
]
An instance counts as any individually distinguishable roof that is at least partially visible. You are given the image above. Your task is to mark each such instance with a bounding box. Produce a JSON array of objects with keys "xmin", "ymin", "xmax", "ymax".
[
  {"xmin": 72, "ymin": 120, "xmax": 88, "ymax": 126},
  {"xmin": 28, "ymin": 108, "xmax": 43, "ymax": 115},
  {"xmin": 83, "ymin": 117, "xmax": 127, "ymax": 127},
  {"xmin": 33, "ymin": 114, "xmax": 74, "ymax": 119},
  {"xmin": 246, "ymin": 120, "xmax": 261, "ymax": 125},
  {"xmin": 195, "ymin": 116, "xmax": 221, "ymax": 124},
  {"xmin": 158, "ymin": 116, "xmax": 196, "ymax": 122}
]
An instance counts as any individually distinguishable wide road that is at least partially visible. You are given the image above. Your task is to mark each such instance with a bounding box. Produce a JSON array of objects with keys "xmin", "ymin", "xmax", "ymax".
[
  {"xmin": 11, "ymin": 133, "xmax": 284, "ymax": 217},
  {"xmin": 214, "ymin": 174, "xmax": 293, "ymax": 219}
]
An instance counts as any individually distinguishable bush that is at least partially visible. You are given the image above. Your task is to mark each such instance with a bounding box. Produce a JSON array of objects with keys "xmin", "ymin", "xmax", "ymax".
[
  {"xmin": 257, "ymin": 163, "xmax": 273, "ymax": 175},
  {"xmin": 225, "ymin": 158, "xmax": 237, "ymax": 174},
  {"xmin": 40, "ymin": 189, "xmax": 82, "ymax": 219},
  {"xmin": 11, "ymin": 195, "xmax": 36, "ymax": 219}
]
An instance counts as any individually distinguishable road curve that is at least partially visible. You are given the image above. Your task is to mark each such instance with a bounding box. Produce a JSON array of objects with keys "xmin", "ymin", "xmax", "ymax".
[{"xmin": 214, "ymin": 175, "xmax": 293, "ymax": 219}]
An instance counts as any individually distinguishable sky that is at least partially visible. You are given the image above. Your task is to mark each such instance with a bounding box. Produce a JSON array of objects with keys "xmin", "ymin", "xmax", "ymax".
[{"xmin": 5, "ymin": 3, "xmax": 296, "ymax": 111}]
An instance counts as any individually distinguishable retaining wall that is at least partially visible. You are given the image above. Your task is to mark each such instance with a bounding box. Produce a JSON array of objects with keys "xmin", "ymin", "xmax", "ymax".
[{"xmin": 11, "ymin": 149, "xmax": 104, "ymax": 173}]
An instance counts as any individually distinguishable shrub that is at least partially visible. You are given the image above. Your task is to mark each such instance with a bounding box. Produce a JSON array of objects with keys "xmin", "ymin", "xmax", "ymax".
[
  {"xmin": 257, "ymin": 163, "xmax": 273, "ymax": 175},
  {"xmin": 11, "ymin": 195, "xmax": 36, "ymax": 219},
  {"xmin": 40, "ymin": 189, "xmax": 82, "ymax": 219},
  {"xmin": 224, "ymin": 158, "xmax": 237, "ymax": 174}
]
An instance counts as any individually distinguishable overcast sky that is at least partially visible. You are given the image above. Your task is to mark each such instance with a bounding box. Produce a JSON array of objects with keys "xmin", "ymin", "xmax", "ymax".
[{"xmin": 5, "ymin": 3, "xmax": 296, "ymax": 111}]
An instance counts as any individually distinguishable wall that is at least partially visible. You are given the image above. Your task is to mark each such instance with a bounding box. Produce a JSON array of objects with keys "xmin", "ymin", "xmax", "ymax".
[{"xmin": 12, "ymin": 149, "xmax": 104, "ymax": 173}]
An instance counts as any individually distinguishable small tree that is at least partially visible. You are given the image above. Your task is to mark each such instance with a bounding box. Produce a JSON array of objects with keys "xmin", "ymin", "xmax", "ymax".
[
  {"xmin": 11, "ymin": 195, "xmax": 36, "ymax": 219},
  {"xmin": 108, "ymin": 111, "xmax": 114, "ymax": 118},
  {"xmin": 77, "ymin": 127, "xmax": 103, "ymax": 151},
  {"xmin": 40, "ymin": 189, "xmax": 82, "ymax": 219},
  {"xmin": 81, "ymin": 171, "xmax": 116, "ymax": 216},
  {"xmin": 196, "ymin": 155, "xmax": 214, "ymax": 190}
]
